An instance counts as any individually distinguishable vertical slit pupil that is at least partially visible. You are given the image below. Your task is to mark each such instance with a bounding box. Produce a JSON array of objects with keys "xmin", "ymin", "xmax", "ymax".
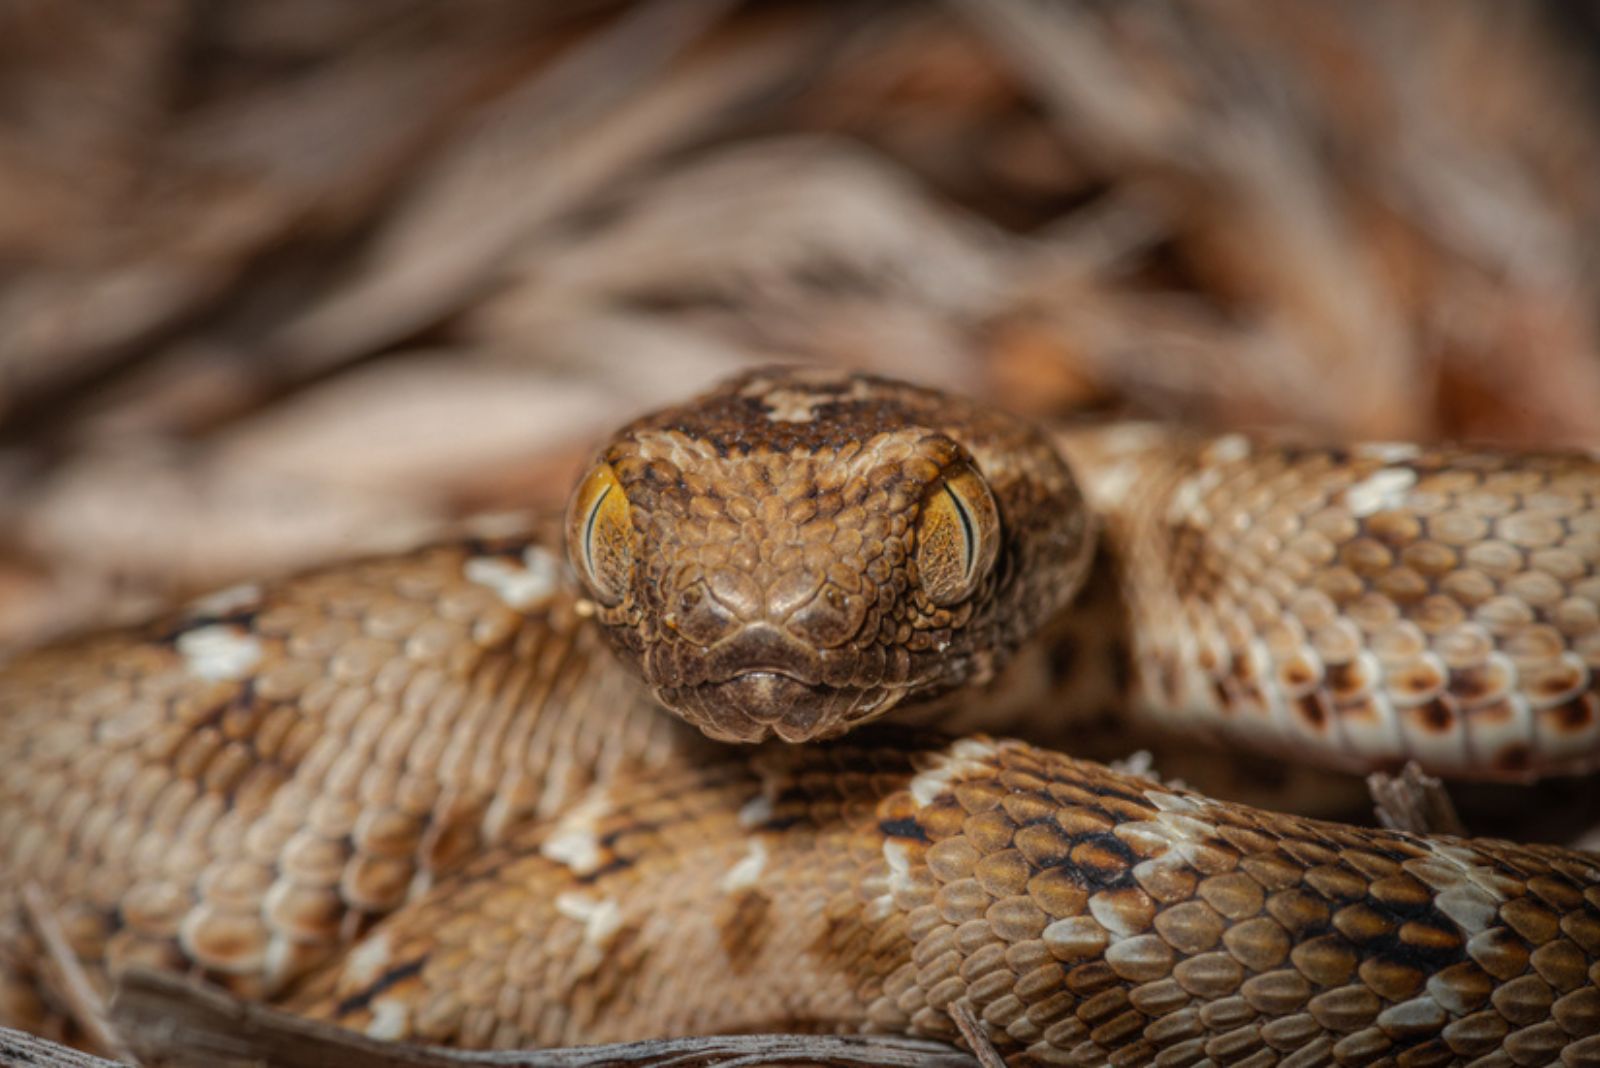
[
  {"xmin": 944, "ymin": 483, "xmax": 975, "ymax": 577},
  {"xmin": 584, "ymin": 483, "xmax": 613, "ymax": 579}
]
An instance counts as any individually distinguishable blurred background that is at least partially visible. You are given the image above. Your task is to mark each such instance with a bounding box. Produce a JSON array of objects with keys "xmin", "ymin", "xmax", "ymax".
[{"xmin": 3, "ymin": 0, "xmax": 1600, "ymax": 660}]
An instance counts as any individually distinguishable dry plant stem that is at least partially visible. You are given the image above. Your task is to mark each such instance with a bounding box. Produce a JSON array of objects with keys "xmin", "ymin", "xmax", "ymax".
[
  {"xmin": 1367, "ymin": 761, "xmax": 1467, "ymax": 837},
  {"xmin": 951, "ymin": 0, "xmax": 1421, "ymax": 436},
  {"xmin": 0, "ymin": 3, "xmax": 529, "ymax": 436},
  {"xmin": 18, "ymin": 884, "xmax": 137, "ymax": 1065},
  {"xmin": 947, "ymin": 1002, "xmax": 1005, "ymax": 1068},
  {"xmin": 107, "ymin": 969, "xmax": 978, "ymax": 1068},
  {"xmin": 0, "ymin": 1026, "xmax": 125, "ymax": 1068},
  {"xmin": 268, "ymin": 0, "xmax": 760, "ymax": 372}
]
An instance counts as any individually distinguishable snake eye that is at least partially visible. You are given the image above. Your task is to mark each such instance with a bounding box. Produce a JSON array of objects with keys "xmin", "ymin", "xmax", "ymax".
[
  {"xmin": 566, "ymin": 463, "xmax": 634, "ymax": 606},
  {"xmin": 915, "ymin": 463, "xmax": 1000, "ymax": 606}
]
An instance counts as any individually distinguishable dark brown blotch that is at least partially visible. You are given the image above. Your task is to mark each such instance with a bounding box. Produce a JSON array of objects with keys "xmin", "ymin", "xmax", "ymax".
[
  {"xmin": 1447, "ymin": 665, "xmax": 1494, "ymax": 702},
  {"xmin": 1553, "ymin": 695, "xmax": 1595, "ymax": 730},
  {"xmin": 1493, "ymin": 745, "xmax": 1532, "ymax": 774},
  {"xmin": 1068, "ymin": 833, "xmax": 1138, "ymax": 890},
  {"xmin": 717, "ymin": 887, "xmax": 773, "ymax": 975},
  {"xmin": 1417, "ymin": 699, "xmax": 1455, "ymax": 733},
  {"xmin": 878, "ymin": 815, "xmax": 931, "ymax": 842},
  {"xmin": 588, "ymin": 922, "xmax": 653, "ymax": 1017},
  {"xmin": 333, "ymin": 957, "xmax": 426, "ymax": 1018},
  {"xmin": 1297, "ymin": 692, "xmax": 1331, "ymax": 728}
]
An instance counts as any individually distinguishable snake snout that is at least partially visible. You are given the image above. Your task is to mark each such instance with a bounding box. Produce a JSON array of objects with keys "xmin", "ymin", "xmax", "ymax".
[{"xmin": 673, "ymin": 624, "xmax": 844, "ymax": 740}]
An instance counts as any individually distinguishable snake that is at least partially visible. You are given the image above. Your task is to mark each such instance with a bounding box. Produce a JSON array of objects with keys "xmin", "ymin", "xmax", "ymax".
[{"xmin": 2, "ymin": 366, "xmax": 1598, "ymax": 1065}]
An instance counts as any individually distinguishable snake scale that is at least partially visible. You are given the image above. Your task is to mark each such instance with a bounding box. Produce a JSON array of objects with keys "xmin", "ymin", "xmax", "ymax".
[{"xmin": 2, "ymin": 367, "xmax": 1599, "ymax": 1065}]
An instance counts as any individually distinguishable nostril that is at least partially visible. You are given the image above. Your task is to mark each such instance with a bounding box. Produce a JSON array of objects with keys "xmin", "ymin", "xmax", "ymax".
[
  {"xmin": 673, "ymin": 581, "xmax": 737, "ymax": 645},
  {"xmin": 785, "ymin": 583, "xmax": 864, "ymax": 649}
]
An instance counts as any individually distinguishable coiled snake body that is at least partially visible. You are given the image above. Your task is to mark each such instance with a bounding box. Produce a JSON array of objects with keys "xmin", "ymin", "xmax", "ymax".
[{"xmin": 2, "ymin": 368, "xmax": 1599, "ymax": 1064}]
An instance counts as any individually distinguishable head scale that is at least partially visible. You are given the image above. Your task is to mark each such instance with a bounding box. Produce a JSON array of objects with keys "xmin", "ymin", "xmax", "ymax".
[{"xmin": 565, "ymin": 366, "xmax": 1093, "ymax": 742}]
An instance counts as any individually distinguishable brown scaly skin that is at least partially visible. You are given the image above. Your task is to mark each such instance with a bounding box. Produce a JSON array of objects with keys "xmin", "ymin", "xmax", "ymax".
[
  {"xmin": 3, "ymin": 367, "xmax": 1600, "ymax": 1058},
  {"xmin": 0, "ymin": 526, "xmax": 708, "ymax": 1035},
  {"xmin": 1055, "ymin": 425, "xmax": 1600, "ymax": 782},
  {"xmin": 297, "ymin": 734, "xmax": 1600, "ymax": 1065}
]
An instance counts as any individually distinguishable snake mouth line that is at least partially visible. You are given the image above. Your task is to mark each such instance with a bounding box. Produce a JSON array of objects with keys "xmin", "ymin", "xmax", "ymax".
[
  {"xmin": 717, "ymin": 667, "xmax": 816, "ymax": 686},
  {"xmin": 660, "ymin": 670, "xmax": 900, "ymax": 744}
]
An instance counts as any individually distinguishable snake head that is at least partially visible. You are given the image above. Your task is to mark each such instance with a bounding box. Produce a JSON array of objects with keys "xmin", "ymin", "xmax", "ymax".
[{"xmin": 565, "ymin": 367, "xmax": 1093, "ymax": 743}]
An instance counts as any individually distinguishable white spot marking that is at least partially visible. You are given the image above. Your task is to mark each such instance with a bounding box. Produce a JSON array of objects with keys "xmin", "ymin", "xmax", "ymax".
[
  {"xmin": 742, "ymin": 374, "xmax": 877, "ymax": 424},
  {"xmin": 760, "ymin": 388, "xmax": 824, "ymax": 422},
  {"xmin": 343, "ymin": 934, "xmax": 393, "ymax": 988},
  {"xmin": 188, "ymin": 582, "xmax": 262, "ymax": 618},
  {"xmin": 738, "ymin": 794, "xmax": 775, "ymax": 829},
  {"xmin": 1153, "ymin": 812, "xmax": 1215, "ymax": 841},
  {"xmin": 1110, "ymin": 750, "xmax": 1159, "ymax": 781},
  {"xmin": 865, "ymin": 836, "xmax": 921, "ymax": 919},
  {"xmin": 1355, "ymin": 442, "xmax": 1422, "ymax": 464},
  {"xmin": 540, "ymin": 828, "xmax": 601, "ymax": 875},
  {"xmin": 177, "ymin": 624, "xmax": 262, "ymax": 681},
  {"xmin": 459, "ymin": 511, "xmax": 539, "ymax": 539},
  {"xmin": 1131, "ymin": 853, "xmax": 1189, "ymax": 892},
  {"xmin": 1433, "ymin": 885, "xmax": 1499, "ymax": 934},
  {"xmin": 1429, "ymin": 842, "xmax": 1523, "ymax": 901},
  {"xmin": 463, "ymin": 546, "xmax": 561, "ymax": 610},
  {"xmin": 1344, "ymin": 467, "xmax": 1418, "ymax": 518},
  {"xmin": 1207, "ymin": 434, "xmax": 1251, "ymax": 465},
  {"xmin": 1088, "ymin": 891, "xmax": 1145, "ymax": 938},
  {"xmin": 1142, "ymin": 791, "xmax": 1198, "ymax": 813},
  {"xmin": 908, "ymin": 768, "xmax": 955, "ymax": 808},
  {"xmin": 907, "ymin": 737, "xmax": 999, "ymax": 807},
  {"xmin": 540, "ymin": 790, "xmax": 611, "ymax": 875},
  {"xmin": 555, "ymin": 891, "xmax": 622, "ymax": 947},
  {"xmin": 882, "ymin": 837, "xmax": 914, "ymax": 876},
  {"xmin": 1167, "ymin": 477, "xmax": 1207, "ymax": 523},
  {"xmin": 863, "ymin": 894, "xmax": 897, "ymax": 924},
  {"xmin": 1042, "ymin": 916, "xmax": 1109, "ymax": 957},
  {"xmin": 1118, "ymin": 806, "xmax": 1225, "ymax": 874},
  {"xmin": 949, "ymin": 736, "xmax": 998, "ymax": 761},
  {"xmin": 1081, "ymin": 460, "xmax": 1139, "ymax": 508},
  {"xmin": 720, "ymin": 841, "xmax": 769, "ymax": 892},
  {"xmin": 366, "ymin": 999, "xmax": 409, "ymax": 1041},
  {"xmin": 1096, "ymin": 422, "xmax": 1166, "ymax": 455}
]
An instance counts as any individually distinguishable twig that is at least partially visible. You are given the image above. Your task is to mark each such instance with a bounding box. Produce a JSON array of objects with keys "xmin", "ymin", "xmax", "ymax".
[
  {"xmin": 108, "ymin": 968, "xmax": 979, "ymax": 1068},
  {"xmin": 19, "ymin": 883, "xmax": 139, "ymax": 1065},
  {"xmin": 270, "ymin": 0, "xmax": 829, "ymax": 373},
  {"xmin": 1366, "ymin": 762, "xmax": 1466, "ymax": 837},
  {"xmin": 946, "ymin": 1002, "xmax": 1005, "ymax": 1068},
  {"xmin": 0, "ymin": 1026, "xmax": 126, "ymax": 1068}
]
